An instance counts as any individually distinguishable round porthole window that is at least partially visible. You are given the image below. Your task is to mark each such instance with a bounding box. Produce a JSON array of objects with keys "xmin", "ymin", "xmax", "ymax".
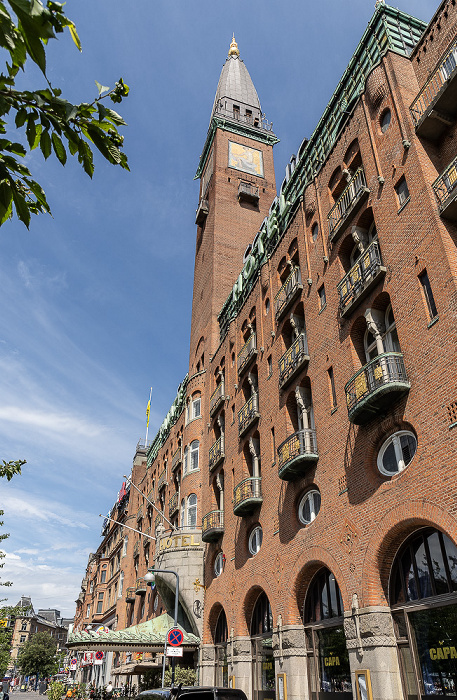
[
  {"xmin": 377, "ymin": 431, "xmax": 417, "ymax": 476},
  {"xmin": 214, "ymin": 552, "xmax": 224, "ymax": 577},
  {"xmin": 248, "ymin": 526, "xmax": 263, "ymax": 556},
  {"xmin": 380, "ymin": 108, "xmax": 391, "ymax": 133},
  {"xmin": 298, "ymin": 489, "xmax": 321, "ymax": 525}
]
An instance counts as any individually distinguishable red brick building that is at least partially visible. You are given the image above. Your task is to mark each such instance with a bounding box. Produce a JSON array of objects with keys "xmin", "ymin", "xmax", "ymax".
[{"xmin": 71, "ymin": 2, "xmax": 457, "ymax": 698}]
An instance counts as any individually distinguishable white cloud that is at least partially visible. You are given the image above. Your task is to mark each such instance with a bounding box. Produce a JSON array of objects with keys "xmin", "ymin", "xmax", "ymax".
[{"xmin": 2, "ymin": 489, "xmax": 93, "ymax": 530}]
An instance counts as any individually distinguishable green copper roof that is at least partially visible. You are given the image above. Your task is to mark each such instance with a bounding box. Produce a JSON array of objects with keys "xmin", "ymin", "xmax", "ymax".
[
  {"xmin": 216, "ymin": 3, "xmax": 427, "ymax": 341},
  {"xmin": 146, "ymin": 375, "xmax": 188, "ymax": 468},
  {"xmin": 67, "ymin": 613, "xmax": 199, "ymax": 652}
]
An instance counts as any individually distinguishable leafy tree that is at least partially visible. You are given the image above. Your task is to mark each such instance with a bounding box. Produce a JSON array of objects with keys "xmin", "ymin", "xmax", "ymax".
[
  {"xmin": 0, "ymin": 0, "xmax": 129, "ymax": 228},
  {"xmin": 47, "ymin": 681, "xmax": 64, "ymax": 700},
  {"xmin": 1, "ymin": 459, "xmax": 26, "ymax": 481},
  {"xmin": 163, "ymin": 665, "xmax": 197, "ymax": 687},
  {"xmin": 16, "ymin": 630, "xmax": 59, "ymax": 678}
]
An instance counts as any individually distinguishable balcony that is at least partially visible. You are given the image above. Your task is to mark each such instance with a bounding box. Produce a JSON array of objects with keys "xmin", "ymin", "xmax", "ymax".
[
  {"xmin": 238, "ymin": 393, "xmax": 260, "ymax": 437},
  {"xmin": 238, "ymin": 333, "xmax": 258, "ymax": 376},
  {"xmin": 158, "ymin": 467, "xmax": 167, "ymax": 491},
  {"xmin": 278, "ymin": 333, "xmax": 309, "ymax": 390},
  {"xmin": 209, "ymin": 435, "xmax": 225, "ymax": 472},
  {"xmin": 345, "ymin": 352, "xmax": 410, "ymax": 425},
  {"xmin": 155, "ymin": 513, "xmax": 163, "ymax": 527},
  {"xmin": 432, "ymin": 156, "xmax": 457, "ymax": 221},
  {"xmin": 195, "ymin": 198, "xmax": 209, "ymax": 226},
  {"xmin": 275, "ymin": 267, "xmax": 303, "ymax": 321},
  {"xmin": 135, "ymin": 578, "xmax": 147, "ymax": 595},
  {"xmin": 171, "ymin": 447, "xmax": 182, "ymax": 473},
  {"xmin": 277, "ymin": 429, "xmax": 318, "ymax": 480},
  {"xmin": 238, "ymin": 181, "xmax": 260, "ymax": 204},
  {"xmin": 328, "ymin": 167, "xmax": 370, "ymax": 243},
  {"xmin": 337, "ymin": 240, "xmax": 386, "ymax": 317},
  {"xmin": 136, "ymin": 506, "xmax": 143, "ymax": 522},
  {"xmin": 147, "ymin": 488, "xmax": 154, "ymax": 504},
  {"xmin": 202, "ymin": 510, "xmax": 224, "ymax": 542},
  {"xmin": 125, "ymin": 587, "xmax": 135, "ymax": 603},
  {"xmin": 143, "ymin": 527, "xmax": 151, "ymax": 546},
  {"xmin": 233, "ymin": 477, "xmax": 262, "ymax": 516},
  {"xmin": 210, "ymin": 380, "xmax": 226, "ymax": 416},
  {"xmin": 133, "ymin": 541, "xmax": 140, "ymax": 558},
  {"xmin": 410, "ymin": 38, "xmax": 457, "ymax": 141},
  {"xmin": 169, "ymin": 492, "xmax": 179, "ymax": 516}
]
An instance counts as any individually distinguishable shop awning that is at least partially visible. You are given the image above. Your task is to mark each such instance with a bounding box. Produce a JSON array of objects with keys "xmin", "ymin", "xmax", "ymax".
[
  {"xmin": 66, "ymin": 613, "xmax": 200, "ymax": 653},
  {"xmin": 112, "ymin": 660, "xmax": 163, "ymax": 676}
]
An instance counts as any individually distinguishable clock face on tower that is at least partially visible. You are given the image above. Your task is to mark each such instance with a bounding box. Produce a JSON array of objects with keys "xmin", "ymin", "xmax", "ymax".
[{"xmin": 228, "ymin": 141, "xmax": 264, "ymax": 177}]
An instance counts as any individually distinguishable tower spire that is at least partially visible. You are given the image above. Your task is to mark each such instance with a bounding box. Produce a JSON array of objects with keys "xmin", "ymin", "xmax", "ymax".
[{"xmin": 228, "ymin": 34, "xmax": 240, "ymax": 57}]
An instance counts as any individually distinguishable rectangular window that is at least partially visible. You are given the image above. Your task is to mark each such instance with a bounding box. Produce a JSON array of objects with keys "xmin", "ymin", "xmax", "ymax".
[
  {"xmin": 318, "ymin": 284, "xmax": 327, "ymax": 310},
  {"xmin": 192, "ymin": 397, "xmax": 201, "ymax": 419},
  {"xmin": 271, "ymin": 428, "xmax": 276, "ymax": 463},
  {"xmin": 100, "ymin": 570, "xmax": 106, "ymax": 583},
  {"xmin": 86, "ymin": 605, "xmax": 90, "ymax": 618},
  {"xmin": 395, "ymin": 177, "xmax": 410, "ymax": 208},
  {"xmin": 267, "ymin": 356, "xmax": 272, "ymax": 377},
  {"xmin": 96, "ymin": 593, "xmax": 104, "ymax": 614},
  {"xmin": 419, "ymin": 270, "xmax": 438, "ymax": 319},
  {"xmin": 328, "ymin": 366, "xmax": 337, "ymax": 409},
  {"xmin": 20, "ymin": 635, "xmax": 26, "ymax": 643}
]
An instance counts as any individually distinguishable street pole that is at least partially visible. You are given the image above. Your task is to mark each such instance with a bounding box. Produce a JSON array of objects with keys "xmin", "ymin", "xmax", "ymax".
[{"xmin": 144, "ymin": 568, "xmax": 179, "ymax": 687}]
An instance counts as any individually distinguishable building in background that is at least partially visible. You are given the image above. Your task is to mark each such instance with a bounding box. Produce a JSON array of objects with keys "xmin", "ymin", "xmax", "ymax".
[{"xmin": 70, "ymin": 0, "xmax": 457, "ymax": 698}]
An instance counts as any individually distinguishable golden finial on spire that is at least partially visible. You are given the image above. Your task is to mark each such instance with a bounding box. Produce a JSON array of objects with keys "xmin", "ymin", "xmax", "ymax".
[{"xmin": 228, "ymin": 34, "xmax": 240, "ymax": 57}]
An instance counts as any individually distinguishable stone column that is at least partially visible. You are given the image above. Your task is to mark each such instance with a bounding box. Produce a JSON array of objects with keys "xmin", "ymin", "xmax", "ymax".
[
  {"xmin": 200, "ymin": 644, "xmax": 216, "ymax": 686},
  {"xmin": 344, "ymin": 604, "xmax": 403, "ymax": 700},
  {"xmin": 272, "ymin": 623, "xmax": 309, "ymax": 700},
  {"xmin": 232, "ymin": 636, "xmax": 252, "ymax": 697}
]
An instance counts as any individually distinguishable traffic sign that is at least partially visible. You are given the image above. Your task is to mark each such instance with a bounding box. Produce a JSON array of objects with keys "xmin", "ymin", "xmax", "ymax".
[
  {"xmin": 167, "ymin": 627, "xmax": 184, "ymax": 647},
  {"xmin": 167, "ymin": 647, "xmax": 183, "ymax": 657}
]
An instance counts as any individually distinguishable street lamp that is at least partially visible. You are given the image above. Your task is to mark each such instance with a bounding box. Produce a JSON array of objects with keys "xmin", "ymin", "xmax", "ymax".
[{"xmin": 144, "ymin": 567, "xmax": 180, "ymax": 687}]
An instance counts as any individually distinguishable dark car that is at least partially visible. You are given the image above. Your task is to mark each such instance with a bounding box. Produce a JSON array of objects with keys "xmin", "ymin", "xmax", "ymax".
[{"xmin": 136, "ymin": 687, "xmax": 248, "ymax": 700}]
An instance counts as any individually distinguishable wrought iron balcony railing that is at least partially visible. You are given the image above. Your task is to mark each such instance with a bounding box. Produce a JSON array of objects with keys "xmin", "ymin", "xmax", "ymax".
[
  {"xmin": 238, "ymin": 181, "xmax": 260, "ymax": 204},
  {"xmin": 345, "ymin": 352, "xmax": 410, "ymax": 425},
  {"xmin": 327, "ymin": 167, "xmax": 370, "ymax": 242},
  {"xmin": 209, "ymin": 435, "xmax": 225, "ymax": 472},
  {"xmin": 125, "ymin": 587, "xmax": 135, "ymax": 603},
  {"xmin": 143, "ymin": 526, "xmax": 151, "ymax": 546},
  {"xmin": 213, "ymin": 105, "xmax": 274, "ymax": 132},
  {"xmin": 155, "ymin": 512, "xmax": 163, "ymax": 527},
  {"xmin": 133, "ymin": 540, "xmax": 140, "ymax": 558},
  {"xmin": 410, "ymin": 38, "xmax": 457, "ymax": 139},
  {"xmin": 169, "ymin": 492, "xmax": 179, "ymax": 516},
  {"xmin": 135, "ymin": 578, "xmax": 147, "ymax": 595},
  {"xmin": 274, "ymin": 267, "xmax": 303, "ymax": 321},
  {"xmin": 278, "ymin": 333, "xmax": 309, "ymax": 389},
  {"xmin": 337, "ymin": 240, "xmax": 386, "ymax": 316},
  {"xmin": 237, "ymin": 333, "xmax": 257, "ymax": 376},
  {"xmin": 147, "ymin": 489, "xmax": 154, "ymax": 504},
  {"xmin": 277, "ymin": 429, "xmax": 318, "ymax": 480},
  {"xmin": 432, "ymin": 155, "xmax": 457, "ymax": 221},
  {"xmin": 171, "ymin": 447, "xmax": 182, "ymax": 473},
  {"xmin": 233, "ymin": 477, "xmax": 262, "ymax": 516},
  {"xmin": 158, "ymin": 467, "xmax": 167, "ymax": 491},
  {"xmin": 210, "ymin": 380, "xmax": 226, "ymax": 416},
  {"xmin": 136, "ymin": 506, "xmax": 143, "ymax": 521},
  {"xmin": 238, "ymin": 393, "xmax": 260, "ymax": 437},
  {"xmin": 202, "ymin": 509, "xmax": 225, "ymax": 542},
  {"xmin": 195, "ymin": 198, "xmax": 209, "ymax": 226}
]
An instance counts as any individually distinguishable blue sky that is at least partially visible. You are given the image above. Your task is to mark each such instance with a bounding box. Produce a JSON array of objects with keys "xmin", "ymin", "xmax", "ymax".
[{"xmin": 1, "ymin": 0, "xmax": 437, "ymax": 616}]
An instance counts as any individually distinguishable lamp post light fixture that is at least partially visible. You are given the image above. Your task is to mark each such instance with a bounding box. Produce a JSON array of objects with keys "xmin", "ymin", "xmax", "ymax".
[{"xmin": 144, "ymin": 567, "xmax": 180, "ymax": 687}]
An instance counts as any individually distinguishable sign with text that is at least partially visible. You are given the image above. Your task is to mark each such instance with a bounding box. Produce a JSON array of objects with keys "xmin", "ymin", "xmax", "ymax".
[{"xmin": 167, "ymin": 647, "xmax": 183, "ymax": 657}]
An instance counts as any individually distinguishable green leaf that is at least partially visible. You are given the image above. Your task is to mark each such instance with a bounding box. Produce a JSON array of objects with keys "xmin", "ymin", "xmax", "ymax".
[
  {"xmin": 12, "ymin": 187, "xmax": 31, "ymax": 228},
  {"xmin": 40, "ymin": 129, "xmax": 51, "ymax": 159},
  {"xmin": 0, "ymin": 181, "xmax": 13, "ymax": 224},
  {"xmin": 31, "ymin": 123, "xmax": 42, "ymax": 150},
  {"xmin": 15, "ymin": 108, "xmax": 27, "ymax": 127},
  {"xmin": 68, "ymin": 22, "xmax": 81, "ymax": 51},
  {"xmin": 78, "ymin": 140, "xmax": 93, "ymax": 178},
  {"xmin": 26, "ymin": 112, "xmax": 36, "ymax": 148},
  {"xmin": 6, "ymin": 142, "xmax": 26, "ymax": 156},
  {"xmin": 51, "ymin": 131, "xmax": 66, "ymax": 165},
  {"xmin": 105, "ymin": 108, "xmax": 127, "ymax": 126},
  {"xmin": 95, "ymin": 80, "xmax": 109, "ymax": 96}
]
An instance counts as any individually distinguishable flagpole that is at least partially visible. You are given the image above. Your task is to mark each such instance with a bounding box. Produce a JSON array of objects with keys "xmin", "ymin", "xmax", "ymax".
[{"xmin": 145, "ymin": 387, "xmax": 152, "ymax": 446}]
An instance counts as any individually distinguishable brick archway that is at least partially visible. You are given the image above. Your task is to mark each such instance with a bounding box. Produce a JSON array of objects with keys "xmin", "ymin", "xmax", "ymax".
[
  {"xmin": 233, "ymin": 577, "xmax": 277, "ymax": 637},
  {"xmin": 361, "ymin": 499, "xmax": 457, "ymax": 607}
]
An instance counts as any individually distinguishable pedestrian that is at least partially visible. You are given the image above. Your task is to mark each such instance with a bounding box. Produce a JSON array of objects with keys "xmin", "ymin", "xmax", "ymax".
[
  {"xmin": 105, "ymin": 682, "xmax": 113, "ymax": 700},
  {"xmin": 38, "ymin": 680, "xmax": 47, "ymax": 696}
]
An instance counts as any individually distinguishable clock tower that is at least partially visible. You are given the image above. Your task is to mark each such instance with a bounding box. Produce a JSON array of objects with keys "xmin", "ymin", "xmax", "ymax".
[{"xmin": 189, "ymin": 37, "xmax": 279, "ymax": 371}]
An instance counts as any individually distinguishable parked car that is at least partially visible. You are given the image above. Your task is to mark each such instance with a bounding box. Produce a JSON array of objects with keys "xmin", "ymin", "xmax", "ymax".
[{"xmin": 137, "ymin": 687, "xmax": 248, "ymax": 700}]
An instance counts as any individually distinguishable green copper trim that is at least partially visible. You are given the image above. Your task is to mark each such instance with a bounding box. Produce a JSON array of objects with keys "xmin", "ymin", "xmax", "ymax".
[
  {"xmin": 195, "ymin": 117, "xmax": 279, "ymax": 179},
  {"xmin": 146, "ymin": 374, "xmax": 188, "ymax": 468}
]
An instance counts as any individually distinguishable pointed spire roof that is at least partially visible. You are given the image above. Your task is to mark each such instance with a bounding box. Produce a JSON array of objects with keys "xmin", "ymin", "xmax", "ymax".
[{"xmin": 211, "ymin": 37, "xmax": 262, "ymax": 121}]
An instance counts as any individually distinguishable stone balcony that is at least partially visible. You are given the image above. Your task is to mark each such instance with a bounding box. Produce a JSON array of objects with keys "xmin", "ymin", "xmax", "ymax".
[
  {"xmin": 238, "ymin": 181, "xmax": 260, "ymax": 204},
  {"xmin": 410, "ymin": 38, "xmax": 457, "ymax": 141},
  {"xmin": 278, "ymin": 333, "xmax": 309, "ymax": 390},
  {"xmin": 277, "ymin": 429, "xmax": 319, "ymax": 480},
  {"xmin": 432, "ymin": 155, "xmax": 457, "ymax": 221},
  {"xmin": 237, "ymin": 333, "xmax": 257, "ymax": 376},
  {"xmin": 233, "ymin": 476, "xmax": 262, "ymax": 516},
  {"xmin": 209, "ymin": 435, "xmax": 225, "ymax": 472},
  {"xmin": 327, "ymin": 167, "xmax": 370, "ymax": 243},
  {"xmin": 345, "ymin": 352, "xmax": 410, "ymax": 425},
  {"xmin": 195, "ymin": 198, "xmax": 209, "ymax": 226},
  {"xmin": 274, "ymin": 267, "xmax": 303, "ymax": 321},
  {"xmin": 202, "ymin": 510, "xmax": 224, "ymax": 542},
  {"xmin": 158, "ymin": 467, "xmax": 168, "ymax": 491},
  {"xmin": 169, "ymin": 492, "xmax": 179, "ymax": 517},
  {"xmin": 238, "ymin": 393, "xmax": 260, "ymax": 437},
  {"xmin": 125, "ymin": 587, "xmax": 135, "ymax": 603},
  {"xmin": 135, "ymin": 577, "xmax": 147, "ymax": 595},
  {"xmin": 337, "ymin": 240, "xmax": 386, "ymax": 317}
]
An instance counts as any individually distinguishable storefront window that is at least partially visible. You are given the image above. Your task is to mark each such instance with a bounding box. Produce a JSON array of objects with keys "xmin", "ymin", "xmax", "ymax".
[
  {"xmin": 304, "ymin": 568, "xmax": 352, "ymax": 698},
  {"xmin": 392, "ymin": 528, "xmax": 457, "ymax": 697},
  {"xmin": 251, "ymin": 592, "xmax": 275, "ymax": 700},
  {"xmin": 215, "ymin": 609, "xmax": 228, "ymax": 688}
]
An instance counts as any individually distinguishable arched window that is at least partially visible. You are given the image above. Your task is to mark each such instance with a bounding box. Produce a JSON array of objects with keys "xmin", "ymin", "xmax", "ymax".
[
  {"xmin": 187, "ymin": 494, "xmax": 197, "ymax": 528},
  {"xmin": 215, "ymin": 609, "xmax": 228, "ymax": 644},
  {"xmin": 214, "ymin": 609, "xmax": 228, "ymax": 686},
  {"xmin": 190, "ymin": 440, "xmax": 199, "ymax": 472},
  {"xmin": 390, "ymin": 529, "xmax": 457, "ymax": 698},
  {"xmin": 251, "ymin": 592, "xmax": 274, "ymax": 700},
  {"xmin": 364, "ymin": 304, "xmax": 400, "ymax": 362},
  {"xmin": 304, "ymin": 568, "xmax": 344, "ymax": 623},
  {"xmin": 180, "ymin": 498, "xmax": 185, "ymax": 528},
  {"xmin": 251, "ymin": 592, "xmax": 272, "ymax": 637}
]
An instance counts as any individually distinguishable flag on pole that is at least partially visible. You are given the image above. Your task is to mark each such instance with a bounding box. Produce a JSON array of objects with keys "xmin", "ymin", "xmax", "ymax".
[{"xmin": 146, "ymin": 399, "xmax": 150, "ymax": 428}]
